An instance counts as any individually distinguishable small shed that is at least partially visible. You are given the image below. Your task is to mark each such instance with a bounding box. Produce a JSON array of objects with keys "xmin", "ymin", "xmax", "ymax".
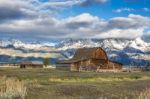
[{"xmin": 20, "ymin": 62, "xmax": 43, "ymax": 68}]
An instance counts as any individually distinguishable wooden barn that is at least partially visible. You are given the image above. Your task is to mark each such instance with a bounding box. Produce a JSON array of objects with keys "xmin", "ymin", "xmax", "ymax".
[
  {"xmin": 20, "ymin": 62, "xmax": 43, "ymax": 68},
  {"xmin": 57, "ymin": 47, "xmax": 122, "ymax": 72}
]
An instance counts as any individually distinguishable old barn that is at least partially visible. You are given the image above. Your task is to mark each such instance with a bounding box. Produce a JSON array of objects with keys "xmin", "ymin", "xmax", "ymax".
[{"xmin": 57, "ymin": 47, "xmax": 122, "ymax": 72}]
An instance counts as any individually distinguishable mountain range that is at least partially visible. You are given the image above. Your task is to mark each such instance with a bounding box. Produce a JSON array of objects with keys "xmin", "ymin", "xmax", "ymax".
[{"xmin": 0, "ymin": 38, "xmax": 150, "ymax": 66}]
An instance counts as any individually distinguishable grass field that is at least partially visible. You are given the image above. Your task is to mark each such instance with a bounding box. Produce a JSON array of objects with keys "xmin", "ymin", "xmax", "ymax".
[{"xmin": 0, "ymin": 68, "xmax": 150, "ymax": 99}]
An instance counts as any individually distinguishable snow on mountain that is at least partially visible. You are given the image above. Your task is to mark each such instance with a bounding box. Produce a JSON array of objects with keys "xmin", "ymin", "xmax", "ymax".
[
  {"xmin": 56, "ymin": 38, "xmax": 150, "ymax": 53},
  {"xmin": 0, "ymin": 39, "xmax": 55, "ymax": 50},
  {"xmin": 0, "ymin": 38, "xmax": 150, "ymax": 66},
  {"xmin": 128, "ymin": 37, "xmax": 150, "ymax": 51},
  {"xmin": 0, "ymin": 39, "xmax": 11, "ymax": 47},
  {"xmin": 56, "ymin": 39, "xmax": 99, "ymax": 50}
]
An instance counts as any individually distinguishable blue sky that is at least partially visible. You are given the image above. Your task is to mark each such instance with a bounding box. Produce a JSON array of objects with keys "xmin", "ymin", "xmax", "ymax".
[
  {"xmin": 59, "ymin": 0, "xmax": 150, "ymax": 19},
  {"xmin": 0, "ymin": 0, "xmax": 150, "ymax": 41}
]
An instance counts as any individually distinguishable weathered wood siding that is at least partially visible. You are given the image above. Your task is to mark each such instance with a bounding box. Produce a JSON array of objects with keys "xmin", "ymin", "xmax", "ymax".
[
  {"xmin": 91, "ymin": 59, "xmax": 108, "ymax": 66},
  {"xmin": 71, "ymin": 63, "xmax": 80, "ymax": 71},
  {"xmin": 108, "ymin": 62, "xmax": 122, "ymax": 70},
  {"xmin": 93, "ymin": 48, "xmax": 108, "ymax": 59}
]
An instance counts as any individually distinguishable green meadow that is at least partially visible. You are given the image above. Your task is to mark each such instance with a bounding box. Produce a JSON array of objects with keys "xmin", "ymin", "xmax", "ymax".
[{"xmin": 0, "ymin": 68, "xmax": 150, "ymax": 99}]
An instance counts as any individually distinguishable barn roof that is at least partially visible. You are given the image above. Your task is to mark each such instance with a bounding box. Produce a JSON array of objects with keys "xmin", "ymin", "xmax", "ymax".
[
  {"xmin": 58, "ymin": 47, "xmax": 108, "ymax": 64},
  {"xmin": 20, "ymin": 62, "xmax": 32, "ymax": 65},
  {"xmin": 73, "ymin": 47, "xmax": 107, "ymax": 59}
]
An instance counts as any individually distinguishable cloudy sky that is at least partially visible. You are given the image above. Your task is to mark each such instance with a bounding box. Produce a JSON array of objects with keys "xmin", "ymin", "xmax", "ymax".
[{"xmin": 0, "ymin": 0, "xmax": 150, "ymax": 41}]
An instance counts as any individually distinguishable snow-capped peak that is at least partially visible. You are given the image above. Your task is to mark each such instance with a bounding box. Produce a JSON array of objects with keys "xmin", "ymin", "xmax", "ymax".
[
  {"xmin": 0, "ymin": 39, "xmax": 55, "ymax": 50},
  {"xmin": 128, "ymin": 37, "xmax": 150, "ymax": 51}
]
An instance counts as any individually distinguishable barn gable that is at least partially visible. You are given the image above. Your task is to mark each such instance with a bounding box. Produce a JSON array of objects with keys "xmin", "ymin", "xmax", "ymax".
[
  {"xmin": 58, "ymin": 47, "xmax": 108, "ymax": 64},
  {"xmin": 73, "ymin": 47, "xmax": 108, "ymax": 60}
]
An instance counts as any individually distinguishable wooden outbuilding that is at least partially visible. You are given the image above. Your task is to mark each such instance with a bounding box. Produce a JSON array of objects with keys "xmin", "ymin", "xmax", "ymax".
[
  {"xmin": 20, "ymin": 62, "xmax": 43, "ymax": 68},
  {"xmin": 57, "ymin": 47, "xmax": 122, "ymax": 72}
]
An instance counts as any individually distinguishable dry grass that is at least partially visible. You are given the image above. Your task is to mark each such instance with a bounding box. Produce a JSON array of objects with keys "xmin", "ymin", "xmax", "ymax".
[
  {"xmin": 0, "ymin": 76, "xmax": 27, "ymax": 99},
  {"xmin": 48, "ymin": 76, "xmax": 150, "ymax": 83},
  {"xmin": 1, "ymin": 68, "xmax": 150, "ymax": 99},
  {"xmin": 138, "ymin": 88, "xmax": 150, "ymax": 99}
]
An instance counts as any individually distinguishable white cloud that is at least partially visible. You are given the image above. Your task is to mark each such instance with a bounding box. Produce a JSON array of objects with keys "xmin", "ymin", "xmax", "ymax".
[
  {"xmin": 96, "ymin": 29, "xmax": 144, "ymax": 39},
  {"xmin": 0, "ymin": 0, "xmax": 109, "ymax": 21},
  {"xmin": 66, "ymin": 13, "xmax": 99, "ymax": 23},
  {"xmin": 142, "ymin": 8, "xmax": 150, "ymax": 12},
  {"xmin": 108, "ymin": 14, "xmax": 150, "ymax": 29},
  {"xmin": 0, "ymin": 13, "xmax": 149, "ymax": 39},
  {"xmin": 80, "ymin": 0, "xmax": 108, "ymax": 6},
  {"xmin": 0, "ymin": 0, "xmax": 149, "ymax": 39},
  {"xmin": 113, "ymin": 7, "xmax": 150, "ymax": 13},
  {"xmin": 40, "ymin": 0, "xmax": 81, "ymax": 6},
  {"xmin": 113, "ymin": 8, "xmax": 134, "ymax": 13}
]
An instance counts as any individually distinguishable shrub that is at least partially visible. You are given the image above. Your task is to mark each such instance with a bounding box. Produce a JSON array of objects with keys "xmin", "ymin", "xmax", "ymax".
[
  {"xmin": 0, "ymin": 76, "xmax": 27, "ymax": 99},
  {"xmin": 43, "ymin": 57, "xmax": 49, "ymax": 67}
]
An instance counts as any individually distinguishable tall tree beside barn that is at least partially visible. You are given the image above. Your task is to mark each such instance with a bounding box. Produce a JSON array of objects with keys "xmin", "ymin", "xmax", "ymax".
[{"xmin": 43, "ymin": 57, "xmax": 49, "ymax": 67}]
